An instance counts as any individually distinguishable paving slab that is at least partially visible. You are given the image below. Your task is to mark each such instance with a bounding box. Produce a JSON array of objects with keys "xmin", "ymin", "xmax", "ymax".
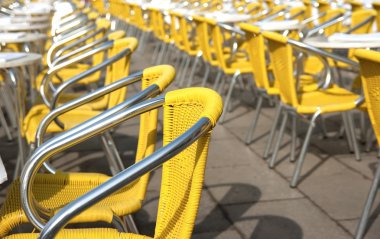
[{"xmin": 223, "ymin": 198, "xmax": 351, "ymax": 239}]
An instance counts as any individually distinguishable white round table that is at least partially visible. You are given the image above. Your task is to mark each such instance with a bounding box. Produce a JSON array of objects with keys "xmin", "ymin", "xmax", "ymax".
[
  {"xmin": 203, "ymin": 12, "xmax": 253, "ymax": 23},
  {"xmin": 304, "ymin": 36, "xmax": 380, "ymax": 49},
  {"xmin": 255, "ymin": 20, "xmax": 303, "ymax": 31},
  {"xmin": 0, "ymin": 33, "xmax": 46, "ymax": 44},
  {"xmin": 0, "ymin": 53, "xmax": 42, "ymax": 178},
  {"xmin": 0, "ymin": 23, "xmax": 50, "ymax": 32}
]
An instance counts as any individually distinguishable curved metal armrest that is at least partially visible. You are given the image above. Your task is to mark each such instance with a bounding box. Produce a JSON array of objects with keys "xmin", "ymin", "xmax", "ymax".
[
  {"xmin": 50, "ymin": 47, "xmax": 131, "ymax": 110},
  {"xmin": 41, "ymin": 40, "xmax": 115, "ymax": 107},
  {"xmin": 218, "ymin": 23, "xmax": 245, "ymax": 36},
  {"xmin": 48, "ymin": 23, "xmax": 97, "ymax": 67},
  {"xmin": 21, "ymin": 94, "xmax": 212, "ymax": 237},
  {"xmin": 259, "ymin": 8, "xmax": 288, "ymax": 23},
  {"xmin": 288, "ymin": 39, "xmax": 359, "ymax": 69},
  {"xmin": 289, "ymin": 39, "xmax": 360, "ymax": 91},
  {"xmin": 301, "ymin": 11, "xmax": 327, "ymax": 26},
  {"xmin": 54, "ymin": 15, "xmax": 91, "ymax": 36},
  {"xmin": 52, "ymin": 29, "xmax": 107, "ymax": 64},
  {"xmin": 306, "ymin": 13, "xmax": 349, "ymax": 37},
  {"xmin": 53, "ymin": 21, "xmax": 95, "ymax": 43},
  {"xmin": 37, "ymin": 70, "xmax": 144, "ymax": 146}
]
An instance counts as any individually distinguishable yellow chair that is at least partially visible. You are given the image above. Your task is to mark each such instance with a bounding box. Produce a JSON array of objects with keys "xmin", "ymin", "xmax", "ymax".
[
  {"xmin": 262, "ymin": 31, "xmax": 361, "ymax": 187},
  {"xmin": 23, "ymin": 37, "xmax": 138, "ymax": 146},
  {"xmin": 4, "ymin": 88, "xmax": 222, "ymax": 239},
  {"xmin": 0, "ymin": 65, "xmax": 176, "ymax": 237},
  {"xmin": 206, "ymin": 18, "xmax": 252, "ymax": 124},
  {"xmin": 347, "ymin": 0, "xmax": 364, "ymax": 12},
  {"xmin": 354, "ymin": 49, "xmax": 380, "ymax": 239}
]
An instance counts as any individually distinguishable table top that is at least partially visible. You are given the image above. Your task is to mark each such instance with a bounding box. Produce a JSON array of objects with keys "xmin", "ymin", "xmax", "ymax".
[
  {"xmin": 0, "ymin": 53, "xmax": 41, "ymax": 68},
  {"xmin": 304, "ymin": 36, "xmax": 380, "ymax": 49},
  {"xmin": 255, "ymin": 20, "xmax": 303, "ymax": 31},
  {"xmin": 202, "ymin": 11, "xmax": 253, "ymax": 23},
  {"xmin": 0, "ymin": 22, "xmax": 50, "ymax": 31},
  {"xmin": 6, "ymin": 15, "xmax": 50, "ymax": 23},
  {"xmin": 0, "ymin": 33, "xmax": 47, "ymax": 43}
]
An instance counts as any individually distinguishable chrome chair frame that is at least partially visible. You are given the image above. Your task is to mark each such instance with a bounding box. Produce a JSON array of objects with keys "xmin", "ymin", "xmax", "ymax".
[{"xmin": 20, "ymin": 95, "xmax": 213, "ymax": 238}]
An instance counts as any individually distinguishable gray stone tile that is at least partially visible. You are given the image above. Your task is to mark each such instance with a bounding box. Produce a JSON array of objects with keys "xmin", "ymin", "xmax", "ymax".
[
  {"xmin": 298, "ymin": 159, "xmax": 379, "ymax": 220},
  {"xmin": 340, "ymin": 215, "xmax": 380, "ymax": 239},
  {"xmin": 205, "ymin": 164, "xmax": 303, "ymax": 205},
  {"xmin": 224, "ymin": 199, "xmax": 351, "ymax": 239},
  {"xmin": 335, "ymin": 151, "xmax": 379, "ymax": 180},
  {"xmin": 207, "ymin": 137, "xmax": 255, "ymax": 169},
  {"xmin": 192, "ymin": 229, "xmax": 243, "ymax": 239}
]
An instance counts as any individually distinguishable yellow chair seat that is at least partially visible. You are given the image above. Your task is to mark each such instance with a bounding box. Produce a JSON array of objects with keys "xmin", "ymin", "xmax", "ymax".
[
  {"xmin": 4, "ymin": 228, "xmax": 151, "ymax": 239},
  {"xmin": 225, "ymin": 57, "xmax": 252, "ymax": 74},
  {"xmin": 0, "ymin": 173, "xmax": 145, "ymax": 238},
  {"xmin": 304, "ymin": 56, "xmax": 325, "ymax": 75},
  {"xmin": 23, "ymin": 105, "xmax": 102, "ymax": 144},
  {"xmin": 35, "ymin": 67, "xmax": 101, "ymax": 90},
  {"xmin": 296, "ymin": 85, "xmax": 360, "ymax": 114}
]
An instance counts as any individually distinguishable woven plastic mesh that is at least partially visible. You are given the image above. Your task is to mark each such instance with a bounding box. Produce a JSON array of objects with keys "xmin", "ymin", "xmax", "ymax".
[
  {"xmin": 0, "ymin": 173, "xmax": 144, "ymax": 237},
  {"xmin": 3, "ymin": 228, "xmax": 151, "ymax": 239},
  {"xmin": 356, "ymin": 50, "xmax": 380, "ymax": 146},
  {"xmin": 321, "ymin": 9, "xmax": 345, "ymax": 36},
  {"xmin": 240, "ymin": 24, "xmax": 271, "ymax": 90},
  {"xmin": 265, "ymin": 33, "xmax": 298, "ymax": 106},
  {"xmin": 154, "ymin": 88, "xmax": 222, "ymax": 239}
]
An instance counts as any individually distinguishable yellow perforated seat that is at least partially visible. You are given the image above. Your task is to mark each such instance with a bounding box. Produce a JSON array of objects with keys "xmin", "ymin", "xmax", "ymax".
[
  {"xmin": 297, "ymin": 85, "xmax": 359, "ymax": 114},
  {"xmin": 0, "ymin": 173, "xmax": 144, "ymax": 237}
]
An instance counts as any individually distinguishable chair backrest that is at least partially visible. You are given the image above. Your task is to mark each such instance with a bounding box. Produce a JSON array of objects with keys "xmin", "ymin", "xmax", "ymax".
[
  {"xmin": 240, "ymin": 23, "xmax": 272, "ymax": 90},
  {"xmin": 91, "ymin": 18, "xmax": 112, "ymax": 66},
  {"xmin": 106, "ymin": 37, "xmax": 138, "ymax": 109},
  {"xmin": 148, "ymin": 8, "xmax": 168, "ymax": 41},
  {"xmin": 127, "ymin": 65, "xmax": 177, "ymax": 202},
  {"xmin": 172, "ymin": 12, "xmax": 197, "ymax": 54},
  {"xmin": 317, "ymin": 0, "xmax": 331, "ymax": 14},
  {"xmin": 348, "ymin": 0, "xmax": 364, "ymax": 12},
  {"xmin": 263, "ymin": 31, "xmax": 298, "ymax": 107},
  {"xmin": 207, "ymin": 18, "xmax": 229, "ymax": 70},
  {"xmin": 355, "ymin": 49, "xmax": 380, "ymax": 145},
  {"xmin": 372, "ymin": 2, "xmax": 380, "ymax": 32},
  {"xmin": 319, "ymin": 8, "xmax": 346, "ymax": 36},
  {"xmin": 169, "ymin": 11, "xmax": 185, "ymax": 50},
  {"xmin": 349, "ymin": 9, "xmax": 377, "ymax": 34},
  {"xmin": 193, "ymin": 15, "xmax": 213, "ymax": 63}
]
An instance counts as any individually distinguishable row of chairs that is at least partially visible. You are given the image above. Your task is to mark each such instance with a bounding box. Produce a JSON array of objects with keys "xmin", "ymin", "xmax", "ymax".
[{"xmin": 0, "ymin": 2, "xmax": 224, "ymax": 238}]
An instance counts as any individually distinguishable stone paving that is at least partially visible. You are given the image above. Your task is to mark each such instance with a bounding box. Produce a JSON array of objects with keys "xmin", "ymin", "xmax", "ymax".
[{"xmin": 0, "ymin": 38, "xmax": 380, "ymax": 239}]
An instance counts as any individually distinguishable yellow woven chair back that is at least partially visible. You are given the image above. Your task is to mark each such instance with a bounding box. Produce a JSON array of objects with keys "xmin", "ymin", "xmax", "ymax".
[
  {"xmin": 169, "ymin": 11, "xmax": 184, "ymax": 50},
  {"xmin": 172, "ymin": 12, "xmax": 198, "ymax": 55},
  {"xmin": 154, "ymin": 88, "xmax": 222, "ymax": 238},
  {"xmin": 350, "ymin": 9, "xmax": 377, "ymax": 34},
  {"xmin": 263, "ymin": 31, "xmax": 298, "ymax": 107},
  {"xmin": 105, "ymin": 37, "xmax": 138, "ymax": 109},
  {"xmin": 91, "ymin": 0, "xmax": 106, "ymax": 14},
  {"xmin": 109, "ymin": 0, "xmax": 125, "ymax": 18},
  {"xmin": 355, "ymin": 49, "xmax": 380, "ymax": 144},
  {"xmin": 317, "ymin": 0, "xmax": 331, "ymax": 14},
  {"xmin": 348, "ymin": 0, "xmax": 364, "ymax": 12},
  {"xmin": 208, "ymin": 18, "xmax": 230, "ymax": 71},
  {"xmin": 240, "ymin": 23, "xmax": 273, "ymax": 91},
  {"xmin": 149, "ymin": 8, "xmax": 168, "ymax": 42},
  {"xmin": 193, "ymin": 15, "xmax": 214, "ymax": 63},
  {"xmin": 90, "ymin": 18, "xmax": 112, "ymax": 65}
]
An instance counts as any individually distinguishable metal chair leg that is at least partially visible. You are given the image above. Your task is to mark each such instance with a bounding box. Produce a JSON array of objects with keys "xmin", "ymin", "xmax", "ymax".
[
  {"xmin": 264, "ymin": 103, "xmax": 282, "ymax": 159},
  {"xmin": 100, "ymin": 132, "xmax": 125, "ymax": 175},
  {"xmin": 290, "ymin": 111, "xmax": 320, "ymax": 188},
  {"xmin": 290, "ymin": 114, "xmax": 297, "ymax": 162},
  {"xmin": 212, "ymin": 70, "xmax": 223, "ymax": 90},
  {"xmin": 245, "ymin": 95, "xmax": 263, "ymax": 144},
  {"xmin": 219, "ymin": 71, "xmax": 240, "ymax": 124},
  {"xmin": 342, "ymin": 112, "xmax": 354, "ymax": 153},
  {"xmin": 0, "ymin": 106, "xmax": 12, "ymax": 141},
  {"xmin": 201, "ymin": 63, "xmax": 211, "ymax": 87},
  {"xmin": 355, "ymin": 162, "xmax": 380, "ymax": 239},
  {"xmin": 187, "ymin": 52, "xmax": 202, "ymax": 87},
  {"xmin": 125, "ymin": 214, "xmax": 139, "ymax": 233},
  {"xmin": 269, "ymin": 111, "xmax": 288, "ymax": 169},
  {"xmin": 346, "ymin": 111, "xmax": 361, "ymax": 161},
  {"xmin": 179, "ymin": 55, "xmax": 191, "ymax": 87}
]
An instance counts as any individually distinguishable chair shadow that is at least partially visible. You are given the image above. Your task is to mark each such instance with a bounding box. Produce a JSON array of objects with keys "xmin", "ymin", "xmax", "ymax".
[{"xmin": 135, "ymin": 183, "xmax": 303, "ymax": 239}]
